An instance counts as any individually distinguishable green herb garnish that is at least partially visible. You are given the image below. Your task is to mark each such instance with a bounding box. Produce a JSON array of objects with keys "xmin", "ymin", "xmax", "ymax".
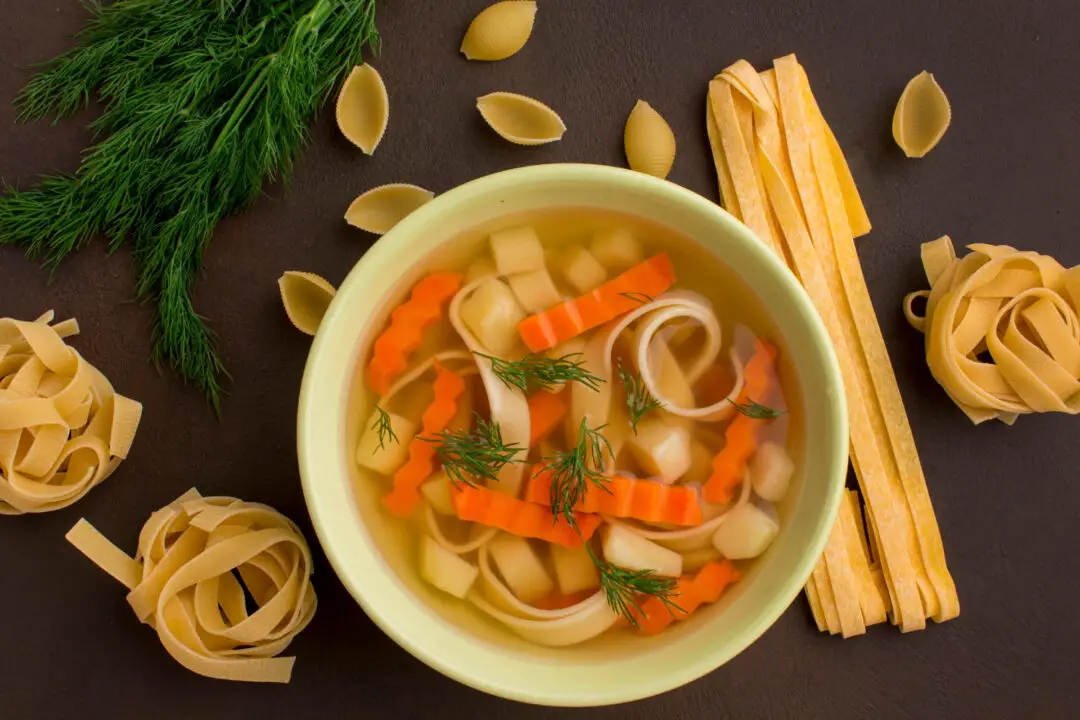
[
  {"xmin": 620, "ymin": 292, "xmax": 654, "ymax": 305},
  {"xmin": 476, "ymin": 352, "xmax": 603, "ymax": 394},
  {"xmin": 616, "ymin": 362, "xmax": 663, "ymax": 433},
  {"xmin": 0, "ymin": 0, "xmax": 380, "ymax": 407},
  {"xmin": 422, "ymin": 414, "xmax": 524, "ymax": 488},
  {"xmin": 732, "ymin": 398, "xmax": 787, "ymax": 420},
  {"xmin": 538, "ymin": 418, "xmax": 613, "ymax": 528},
  {"xmin": 371, "ymin": 406, "xmax": 398, "ymax": 450},
  {"xmin": 587, "ymin": 545, "xmax": 682, "ymax": 627}
]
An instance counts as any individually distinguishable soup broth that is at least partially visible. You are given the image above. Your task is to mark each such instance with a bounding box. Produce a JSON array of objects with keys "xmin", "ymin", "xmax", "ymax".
[{"xmin": 349, "ymin": 208, "xmax": 798, "ymax": 647}]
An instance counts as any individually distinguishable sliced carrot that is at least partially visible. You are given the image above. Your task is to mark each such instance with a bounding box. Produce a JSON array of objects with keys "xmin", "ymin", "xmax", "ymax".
[
  {"xmin": 527, "ymin": 389, "xmax": 567, "ymax": 445},
  {"xmin": 382, "ymin": 362, "xmax": 466, "ymax": 517},
  {"xmin": 451, "ymin": 484, "xmax": 601, "ymax": 548},
  {"xmin": 524, "ymin": 467, "xmax": 703, "ymax": 526},
  {"xmin": 517, "ymin": 254, "xmax": 677, "ymax": 352},
  {"xmin": 531, "ymin": 589, "xmax": 596, "ymax": 611},
  {"xmin": 632, "ymin": 560, "xmax": 742, "ymax": 635},
  {"xmin": 702, "ymin": 340, "xmax": 778, "ymax": 504},
  {"xmin": 367, "ymin": 272, "xmax": 463, "ymax": 395}
]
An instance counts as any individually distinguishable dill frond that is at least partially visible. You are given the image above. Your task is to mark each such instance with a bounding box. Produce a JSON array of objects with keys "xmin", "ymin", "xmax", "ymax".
[
  {"xmin": 476, "ymin": 352, "xmax": 604, "ymax": 394},
  {"xmin": 422, "ymin": 415, "xmax": 524, "ymax": 488}
]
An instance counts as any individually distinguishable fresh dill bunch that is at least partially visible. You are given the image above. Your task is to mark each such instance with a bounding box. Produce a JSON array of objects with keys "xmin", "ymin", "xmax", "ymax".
[
  {"xmin": 475, "ymin": 352, "xmax": 604, "ymax": 394},
  {"xmin": 0, "ymin": 0, "xmax": 380, "ymax": 408},
  {"xmin": 616, "ymin": 361, "xmax": 664, "ymax": 433},
  {"xmin": 586, "ymin": 545, "xmax": 682, "ymax": 627},
  {"xmin": 539, "ymin": 418, "xmax": 613, "ymax": 528},
  {"xmin": 732, "ymin": 398, "xmax": 787, "ymax": 420},
  {"xmin": 422, "ymin": 414, "xmax": 524, "ymax": 488},
  {"xmin": 371, "ymin": 406, "xmax": 398, "ymax": 450}
]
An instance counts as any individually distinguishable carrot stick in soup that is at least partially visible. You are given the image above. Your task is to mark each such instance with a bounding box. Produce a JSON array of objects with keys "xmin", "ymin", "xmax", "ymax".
[{"xmin": 451, "ymin": 484, "xmax": 601, "ymax": 547}]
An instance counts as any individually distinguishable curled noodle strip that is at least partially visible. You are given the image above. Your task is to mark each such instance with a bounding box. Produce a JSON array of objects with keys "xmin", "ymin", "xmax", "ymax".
[
  {"xmin": 423, "ymin": 503, "xmax": 497, "ymax": 555},
  {"xmin": 475, "ymin": 542, "xmax": 600, "ymax": 620},
  {"xmin": 0, "ymin": 313, "xmax": 142, "ymax": 514},
  {"xmin": 904, "ymin": 236, "xmax": 1080, "ymax": 424},
  {"xmin": 65, "ymin": 489, "xmax": 317, "ymax": 684}
]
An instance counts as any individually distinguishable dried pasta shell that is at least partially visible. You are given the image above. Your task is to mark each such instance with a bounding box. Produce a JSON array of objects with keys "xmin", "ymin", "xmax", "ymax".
[
  {"xmin": 344, "ymin": 183, "xmax": 435, "ymax": 235},
  {"xmin": 461, "ymin": 1, "xmax": 537, "ymax": 61},
  {"xmin": 624, "ymin": 99, "xmax": 677, "ymax": 178},
  {"xmin": 476, "ymin": 92, "xmax": 566, "ymax": 146},
  {"xmin": 336, "ymin": 64, "xmax": 389, "ymax": 155},
  {"xmin": 892, "ymin": 71, "xmax": 951, "ymax": 158},
  {"xmin": 278, "ymin": 271, "xmax": 336, "ymax": 336}
]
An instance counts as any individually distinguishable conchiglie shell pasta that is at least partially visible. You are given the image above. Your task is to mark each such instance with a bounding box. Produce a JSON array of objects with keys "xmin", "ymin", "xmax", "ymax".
[
  {"xmin": 892, "ymin": 71, "xmax": 951, "ymax": 158},
  {"xmin": 624, "ymin": 100, "xmax": 677, "ymax": 178},
  {"xmin": 344, "ymin": 183, "xmax": 435, "ymax": 235},
  {"xmin": 461, "ymin": 1, "xmax": 537, "ymax": 61},
  {"xmin": 476, "ymin": 92, "xmax": 566, "ymax": 145},
  {"xmin": 336, "ymin": 64, "xmax": 389, "ymax": 155},
  {"xmin": 278, "ymin": 271, "xmax": 336, "ymax": 336}
]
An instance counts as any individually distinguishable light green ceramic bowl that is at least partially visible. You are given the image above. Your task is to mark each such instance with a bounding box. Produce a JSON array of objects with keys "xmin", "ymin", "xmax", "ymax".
[{"xmin": 298, "ymin": 164, "xmax": 847, "ymax": 707}]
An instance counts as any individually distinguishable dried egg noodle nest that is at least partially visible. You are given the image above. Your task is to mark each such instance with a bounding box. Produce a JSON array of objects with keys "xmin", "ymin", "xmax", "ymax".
[
  {"xmin": 476, "ymin": 92, "xmax": 566, "ymax": 146},
  {"xmin": 448, "ymin": 276, "xmax": 530, "ymax": 496},
  {"xmin": 624, "ymin": 100, "xmax": 677, "ymax": 179},
  {"xmin": 278, "ymin": 271, "xmax": 336, "ymax": 336},
  {"xmin": 345, "ymin": 183, "xmax": 435, "ymax": 235},
  {"xmin": 460, "ymin": 1, "xmax": 537, "ymax": 61},
  {"xmin": 335, "ymin": 64, "xmax": 389, "ymax": 155},
  {"xmin": 0, "ymin": 312, "xmax": 142, "ymax": 514},
  {"xmin": 65, "ymin": 489, "xmax": 317, "ymax": 683},
  {"xmin": 892, "ymin": 71, "xmax": 951, "ymax": 159},
  {"xmin": 601, "ymin": 291, "xmax": 745, "ymax": 422},
  {"xmin": 904, "ymin": 236, "xmax": 1080, "ymax": 424},
  {"xmin": 604, "ymin": 472, "xmax": 752, "ymax": 553}
]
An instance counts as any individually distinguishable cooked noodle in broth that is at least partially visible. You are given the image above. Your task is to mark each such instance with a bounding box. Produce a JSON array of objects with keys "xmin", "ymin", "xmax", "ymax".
[{"xmin": 353, "ymin": 209, "xmax": 796, "ymax": 646}]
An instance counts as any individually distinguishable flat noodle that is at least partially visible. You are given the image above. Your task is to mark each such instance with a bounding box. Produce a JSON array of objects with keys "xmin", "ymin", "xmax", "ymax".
[
  {"xmin": 810, "ymin": 556, "xmax": 841, "ymax": 634},
  {"xmin": 66, "ymin": 489, "xmax": 317, "ymax": 684},
  {"xmin": 475, "ymin": 542, "xmax": 601, "ymax": 620},
  {"xmin": 803, "ymin": 574, "xmax": 827, "ymax": 632},
  {"xmin": 822, "ymin": 516, "xmax": 865, "ymax": 637},
  {"xmin": 0, "ymin": 314, "xmax": 142, "ymax": 514},
  {"xmin": 467, "ymin": 589, "xmax": 616, "ymax": 647},
  {"xmin": 838, "ymin": 490, "xmax": 887, "ymax": 625},
  {"xmin": 907, "ymin": 236, "xmax": 1080, "ymax": 423}
]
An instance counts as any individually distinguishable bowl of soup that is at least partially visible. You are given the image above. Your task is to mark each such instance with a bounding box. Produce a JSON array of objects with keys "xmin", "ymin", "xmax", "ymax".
[{"xmin": 298, "ymin": 163, "xmax": 847, "ymax": 706}]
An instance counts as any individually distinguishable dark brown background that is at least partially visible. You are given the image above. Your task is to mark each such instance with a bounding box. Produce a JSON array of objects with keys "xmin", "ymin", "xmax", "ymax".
[{"xmin": 2, "ymin": 1, "xmax": 1077, "ymax": 718}]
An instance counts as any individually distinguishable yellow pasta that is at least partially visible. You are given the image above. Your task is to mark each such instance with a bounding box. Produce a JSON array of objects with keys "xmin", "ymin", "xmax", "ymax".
[
  {"xmin": 66, "ymin": 488, "xmax": 316, "ymax": 683},
  {"xmin": 476, "ymin": 92, "xmax": 566, "ymax": 146},
  {"xmin": 335, "ymin": 64, "xmax": 389, "ymax": 155},
  {"xmin": 893, "ymin": 71, "xmax": 951, "ymax": 158},
  {"xmin": 460, "ymin": 1, "xmax": 537, "ymax": 61},
  {"xmin": 0, "ymin": 312, "xmax": 141, "ymax": 514},
  {"xmin": 278, "ymin": 271, "xmax": 336, "ymax": 336},
  {"xmin": 905, "ymin": 236, "xmax": 1080, "ymax": 423},
  {"xmin": 344, "ymin": 183, "xmax": 435, "ymax": 235},
  {"xmin": 623, "ymin": 100, "xmax": 676, "ymax": 179}
]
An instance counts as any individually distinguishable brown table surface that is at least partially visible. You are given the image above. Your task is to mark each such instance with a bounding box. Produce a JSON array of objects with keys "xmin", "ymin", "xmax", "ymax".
[{"xmin": 2, "ymin": 1, "xmax": 1077, "ymax": 717}]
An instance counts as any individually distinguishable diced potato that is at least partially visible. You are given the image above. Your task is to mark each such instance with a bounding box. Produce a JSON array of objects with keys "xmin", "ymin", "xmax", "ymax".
[
  {"xmin": 355, "ymin": 410, "xmax": 417, "ymax": 475},
  {"xmin": 460, "ymin": 278, "xmax": 527, "ymax": 356},
  {"xmin": 712, "ymin": 503, "xmax": 778, "ymax": 559},
  {"xmin": 751, "ymin": 441, "xmax": 795, "ymax": 502},
  {"xmin": 420, "ymin": 535, "xmax": 479, "ymax": 598},
  {"xmin": 420, "ymin": 471, "xmax": 456, "ymax": 515},
  {"xmin": 507, "ymin": 268, "xmax": 561, "ymax": 314},
  {"xmin": 490, "ymin": 226, "xmax": 545, "ymax": 275},
  {"xmin": 680, "ymin": 439, "xmax": 715, "ymax": 486},
  {"xmin": 602, "ymin": 523, "xmax": 683, "ymax": 577},
  {"xmin": 550, "ymin": 544, "xmax": 600, "ymax": 595},
  {"xmin": 561, "ymin": 246, "xmax": 607, "ymax": 294},
  {"xmin": 589, "ymin": 227, "xmax": 643, "ymax": 269},
  {"xmin": 488, "ymin": 534, "xmax": 554, "ymax": 603},
  {"xmin": 629, "ymin": 418, "xmax": 692, "ymax": 483},
  {"xmin": 465, "ymin": 257, "xmax": 497, "ymax": 284}
]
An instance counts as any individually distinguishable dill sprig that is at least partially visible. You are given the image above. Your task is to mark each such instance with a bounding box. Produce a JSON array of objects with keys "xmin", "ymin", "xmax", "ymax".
[
  {"xmin": 616, "ymin": 362, "xmax": 663, "ymax": 433},
  {"xmin": 371, "ymin": 406, "xmax": 398, "ymax": 450},
  {"xmin": 732, "ymin": 398, "xmax": 787, "ymax": 420},
  {"xmin": 476, "ymin": 352, "xmax": 603, "ymax": 394},
  {"xmin": 422, "ymin": 414, "xmax": 524, "ymax": 488},
  {"xmin": 538, "ymin": 418, "xmax": 613, "ymax": 528},
  {"xmin": 0, "ymin": 0, "xmax": 380, "ymax": 408},
  {"xmin": 587, "ymin": 544, "xmax": 682, "ymax": 627}
]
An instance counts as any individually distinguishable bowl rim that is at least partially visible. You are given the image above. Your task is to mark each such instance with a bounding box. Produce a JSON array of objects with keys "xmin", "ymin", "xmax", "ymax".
[{"xmin": 298, "ymin": 163, "xmax": 848, "ymax": 706}]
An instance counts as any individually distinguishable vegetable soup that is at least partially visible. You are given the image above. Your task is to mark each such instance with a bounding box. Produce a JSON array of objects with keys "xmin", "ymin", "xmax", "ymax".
[{"xmin": 352, "ymin": 209, "xmax": 796, "ymax": 646}]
